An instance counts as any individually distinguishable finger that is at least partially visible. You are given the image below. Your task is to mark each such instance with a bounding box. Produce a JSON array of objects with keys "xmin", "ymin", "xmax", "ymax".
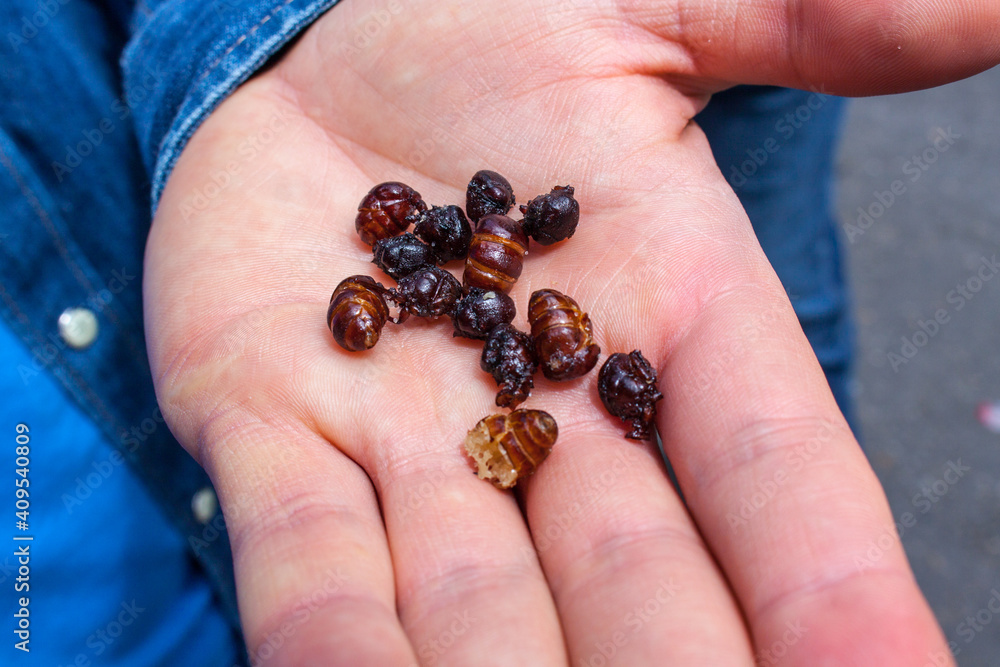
[
  {"xmin": 665, "ymin": 286, "xmax": 950, "ymax": 663},
  {"xmin": 617, "ymin": 0, "xmax": 1000, "ymax": 94},
  {"xmin": 324, "ymin": 412, "xmax": 568, "ymax": 667},
  {"xmin": 199, "ymin": 415, "xmax": 418, "ymax": 666},
  {"xmin": 651, "ymin": 139, "xmax": 951, "ymax": 662},
  {"xmin": 522, "ymin": 406, "xmax": 756, "ymax": 665}
]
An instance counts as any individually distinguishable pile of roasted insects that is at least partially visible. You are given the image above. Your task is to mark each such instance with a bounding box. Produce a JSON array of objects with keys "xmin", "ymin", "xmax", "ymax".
[{"xmin": 326, "ymin": 171, "xmax": 663, "ymax": 488}]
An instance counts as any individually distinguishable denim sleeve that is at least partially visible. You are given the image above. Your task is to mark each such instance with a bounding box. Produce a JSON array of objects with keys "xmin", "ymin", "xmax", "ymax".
[{"xmin": 122, "ymin": 0, "xmax": 342, "ymax": 211}]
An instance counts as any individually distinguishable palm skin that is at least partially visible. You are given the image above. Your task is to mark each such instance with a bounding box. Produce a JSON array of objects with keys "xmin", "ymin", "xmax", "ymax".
[{"xmin": 145, "ymin": 1, "xmax": 999, "ymax": 664}]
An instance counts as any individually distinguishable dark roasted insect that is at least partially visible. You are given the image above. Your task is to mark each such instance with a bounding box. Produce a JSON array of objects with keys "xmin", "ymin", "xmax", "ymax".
[
  {"xmin": 414, "ymin": 205, "xmax": 473, "ymax": 264},
  {"xmin": 464, "ymin": 409, "xmax": 558, "ymax": 489},
  {"xmin": 372, "ymin": 233, "xmax": 434, "ymax": 280},
  {"xmin": 463, "ymin": 214, "xmax": 528, "ymax": 294},
  {"xmin": 466, "ymin": 170, "xmax": 515, "ymax": 222},
  {"xmin": 598, "ymin": 351, "xmax": 663, "ymax": 440},
  {"xmin": 327, "ymin": 275, "xmax": 393, "ymax": 351},
  {"xmin": 528, "ymin": 289, "xmax": 600, "ymax": 381},
  {"xmin": 389, "ymin": 266, "xmax": 463, "ymax": 318},
  {"xmin": 520, "ymin": 185, "xmax": 579, "ymax": 246},
  {"xmin": 481, "ymin": 324, "xmax": 538, "ymax": 408},
  {"xmin": 451, "ymin": 288, "xmax": 516, "ymax": 339},
  {"xmin": 355, "ymin": 181, "xmax": 427, "ymax": 246}
]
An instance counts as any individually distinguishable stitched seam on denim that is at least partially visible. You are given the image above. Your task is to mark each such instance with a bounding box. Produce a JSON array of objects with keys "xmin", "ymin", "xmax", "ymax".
[
  {"xmin": 0, "ymin": 281, "xmax": 212, "ymax": 534},
  {"xmin": 2, "ymin": 280, "xmax": 225, "ymax": 593},
  {"xmin": 150, "ymin": 0, "xmax": 342, "ymax": 210},
  {"xmin": 0, "ymin": 142, "xmax": 149, "ymax": 369},
  {"xmin": 196, "ymin": 0, "xmax": 296, "ymax": 85},
  {"xmin": 0, "ymin": 281, "xmax": 124, "ymax": 437},
  {"xmin": 0, "ymin": 144, "xmax": 95, "ymax": 296}
]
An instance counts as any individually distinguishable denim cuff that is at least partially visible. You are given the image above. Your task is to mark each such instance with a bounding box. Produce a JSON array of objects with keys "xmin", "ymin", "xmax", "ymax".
[{"xmin": 122, "ymin": 0, "xmax": 341, "ymax": 212}]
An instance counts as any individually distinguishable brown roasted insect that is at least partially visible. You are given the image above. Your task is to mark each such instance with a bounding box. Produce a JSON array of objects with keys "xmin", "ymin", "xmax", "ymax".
[
  {"xmin": 464, "ymin": 409, "xmax": 558, "ymax": 489},
  {"xmin": 389, "ymin": 266, "xmax": 463, "ymax": 318},
  {"xmin": 372, "ymin": 233, "xmax": 434, "ymax": 280},
  {"xmin": 520, "ymin": 185, "xmax": 579, "ymax": 246},
  {"xmin": 414, "ymin": 205, "xmax": 473, "ymax": 264},
  {"xmin": 481, "ymin": 324, "xmax": 538, "ymax": 408},
  {"xmin": 463, "ymin": 214, "xmax": 528, "ymax": 293},
  {"xmin": 355, "ymin": 182, "xmax": 427, "ymax": 246},
  {"xmin": 327, "ymin": 275, "xmax": 396, "ymax": 351},
  {"xmin": 466, "ymin": 170, "xmax": 515, "ymax": 222},
  {"xmin": 598, "ymin": 351, "xmax": 663, "ymax": 440},
  {"xmin": 451, "ymin": 288, "xmax": 516, "ymax": 339},
  {"xmin": 528, "ymin": 289, "xmax": 600, "ymax": 381}
]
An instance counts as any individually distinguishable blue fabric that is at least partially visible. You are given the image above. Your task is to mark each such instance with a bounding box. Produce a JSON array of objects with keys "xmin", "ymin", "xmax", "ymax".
[
  {"xmin": 0, "ymin": 2, "xmax": 245, "ymax": 654},
  {"xmin": 1, "ymin": 0, "xmax": 341, "ymax": 663},
  {"xmin": 123, "ymin": 0, "xmax": 343, "ymax": 210},
  {"xmin": 0, "ymin": 324, "xmax": 236, "ymax": 666},
  {"xmin": 696, "ymin": 86, "xmax": 857, "ymax": 431}
]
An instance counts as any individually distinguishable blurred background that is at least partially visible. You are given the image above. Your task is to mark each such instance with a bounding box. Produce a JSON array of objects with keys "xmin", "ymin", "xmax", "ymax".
[{"xmin": 836, "ymin": 66, "xmax": 1000, "ymax": 664}]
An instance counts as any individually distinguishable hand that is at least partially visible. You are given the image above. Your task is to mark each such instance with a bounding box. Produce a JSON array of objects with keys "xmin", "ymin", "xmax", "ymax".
[{"xmin": 145, "ymin": 1, "xmax": 999, "ymax": 664}]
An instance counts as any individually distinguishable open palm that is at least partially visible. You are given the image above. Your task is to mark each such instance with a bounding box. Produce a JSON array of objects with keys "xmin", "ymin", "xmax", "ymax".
[{"xmin": 146, "ymin": 1, "xmax": 999, "ymax": 664}]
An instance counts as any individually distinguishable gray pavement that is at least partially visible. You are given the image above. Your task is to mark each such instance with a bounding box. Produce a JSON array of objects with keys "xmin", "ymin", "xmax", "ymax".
[{"xmin": 836, "ymin": 65, "xmax": 1000, "ymax": 666}]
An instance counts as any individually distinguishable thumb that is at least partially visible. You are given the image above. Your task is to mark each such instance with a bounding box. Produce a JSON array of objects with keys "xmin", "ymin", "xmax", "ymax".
[{"xmin": 629, "ymin": 0, "xmax": 1000, "ymax": 95}]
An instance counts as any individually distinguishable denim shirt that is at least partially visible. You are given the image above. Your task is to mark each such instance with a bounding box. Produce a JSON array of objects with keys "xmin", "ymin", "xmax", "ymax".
[{"xmin": 1, "ymin": 0, "xmax": 339, "ymax": 656}]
